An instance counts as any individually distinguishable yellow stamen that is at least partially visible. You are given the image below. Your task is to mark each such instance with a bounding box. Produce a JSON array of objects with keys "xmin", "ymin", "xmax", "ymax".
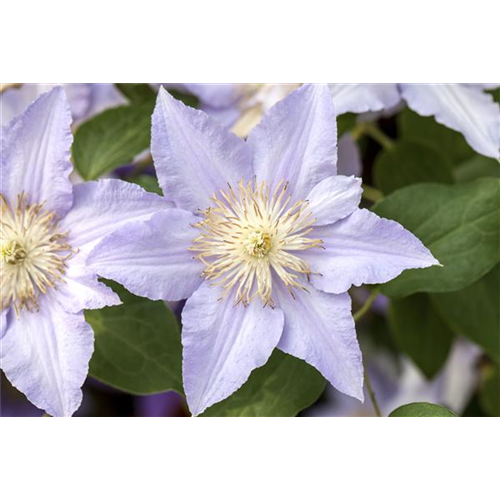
[
  {"xmin": 190, "ymin": 179, "xmax": 322, "ymax": 307},
  {"xmin": 1, "ymin": 193, "xmax": 74, "ymax": 315}
]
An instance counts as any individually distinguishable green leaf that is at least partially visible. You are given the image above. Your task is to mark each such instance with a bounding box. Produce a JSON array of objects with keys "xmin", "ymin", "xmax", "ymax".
[
  {"xmin": 389, "ymin": 403, "xmax": 460, "ymax": 432},
  {"xmin": 337, "ymin": 113, "xmax": 356, "ymax": 137},
  {"xmin": 72, "ymin": 101, "xmax": 155, "ymax": 180},
  {"xmin": 430, "ymin": 265, "xmax": 500, "ymax": 359},
  {"xmin": 454, "ymin": 155, "xmax": 500, "ymax": 183},
  {"xmin": 115, "ymin": 83, "xmax": 157, "ymax": 104},
  {"xmin": 389, "ymin": 294, "xmax": 454, "ymax": 379},
  {"xmin": 201, "ymin": 350, "xmax": 326, "ymax": 417},
  {"xmin": 398, "ymin": 108, "xmax": 474, "ymax": 165},
  {"xmin": 129, "ymin": 175, "xmax": 163, "ymax": 195},
  {"xmin": 374, "ymin": 140, "xmax": 453, "ymax": 195},
  {"xmin": 374, "ymin": 178, "xmax": 500, "ymax": 298},
  {"xmin": 479, "ymin": 366, "xmax": 500, "ymax": 417},
  {"xmin": 87, "ymin": 283, "xmax": 183, "ymax": 395}
]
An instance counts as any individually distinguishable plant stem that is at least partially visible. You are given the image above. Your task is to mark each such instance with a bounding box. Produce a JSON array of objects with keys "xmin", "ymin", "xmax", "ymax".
[
  {"xmin": 364, "ymin": 370, "xmax": 382, "ymax": 417},
  {"xmin": 353, "ymin": 288, "xmax": 380, "ymax": 322},
  {"xmin": 353, "ymin": 288, "xmax": 383, "ymax": 417},
  {"xmin": 363, "ymin": 123, "xmax": 395, "ymax": 150}
]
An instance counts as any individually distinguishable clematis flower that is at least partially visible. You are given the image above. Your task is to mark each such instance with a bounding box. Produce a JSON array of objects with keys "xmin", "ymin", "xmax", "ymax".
[
  {"xmin": 0, "ymin": 88, "xmax": 170, "ymax": 416},
  {"xmin": 88, "ymin": 84, "xmax": 438, "ymax": 416}
]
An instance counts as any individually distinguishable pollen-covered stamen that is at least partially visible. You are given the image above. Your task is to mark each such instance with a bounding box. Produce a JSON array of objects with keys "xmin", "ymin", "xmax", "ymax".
[
  {"xmin": 189, "ymin": 179, "xmax": 323, "ymax": 307},
  {"xmin": 0, "ymin": 193, "xmax": 74, "ymax": 315}
]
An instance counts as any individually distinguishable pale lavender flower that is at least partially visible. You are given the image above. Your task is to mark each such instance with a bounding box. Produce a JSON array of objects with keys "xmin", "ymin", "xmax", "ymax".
[
  {"xmin": 0, "ymin": 88, "xmax": 170, "ymax": 416},
  {"xmin": 88, "ymin": 84, "xmax": 438, "ymax": 416}
]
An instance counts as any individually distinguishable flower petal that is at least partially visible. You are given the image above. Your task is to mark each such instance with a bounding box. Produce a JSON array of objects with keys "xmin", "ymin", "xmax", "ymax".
[
  {"xmin": 307, "ymin": 175, "xmax": 362, "ymax": 226},
  {"xmin": 1, "ymin": 87, "xmax": 73, "ymax": 216},
  {"xmin": 61, "ymin": 179, "xmax": 171, "ymax": 256},
  {"xmin": 275, "ymin": 282, "xmax": 363, "ymax": 400},
  {"xmin": 0, "ymin": 297, "xmax": 94, "ymax": 416},
  {"xmin": 181, "ymin": 282, "xmax": 284, "ymax": 416},
  {"xmin": 54, "ymin": 257, "xmax": 121, "ymax": 314},
  {"xmin": 0, "ymin": 308, "xmax": 8, "ymax": 339},
  {"xmin": 328, "ymin": 84, "xmax": 401, "ymax": 115},
  {"xmin": 400, "ymin": 84, "xmax": 500, "ymax": 159},
  {"xmin": 87, "ymin": 209, "xmax": 204, "ymax": 301},
  {"xmin": 152, "ymin": 87, "xmax": 253, "ymax": 212},
  {"xmin": 248, "ymin": 84, "xmax": 338, "ymax": 200},
  {"xmin": 305, "ymin": 208, "xmax": 439, "ymax": 294}
]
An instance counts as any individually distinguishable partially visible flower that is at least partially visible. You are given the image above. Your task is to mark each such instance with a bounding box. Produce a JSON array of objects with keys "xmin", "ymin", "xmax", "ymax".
[
  {"xmin": 185, "ymin": 83, "xmax": 300, "ymax": 136},
  {"xmin": 0, "ymin": 83, "xmax": 125, "ymax": 126},
  {"xmin": 88, "ymin": 85, "xmax": 438, "ymax": 416},
  {"xmin": 0, "ymin": 88, "xmax": 170, "ymax": 416},
  {"xmin": 186, "ymin": 83, "xmax": 500, "ymax": 159},
  {"xmin": 307, "ymin": 340, "xmax": 481, "ymax": 417}
]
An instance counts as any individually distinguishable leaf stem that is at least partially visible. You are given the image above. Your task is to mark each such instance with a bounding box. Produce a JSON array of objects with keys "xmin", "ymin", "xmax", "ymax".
[
  {"xmin": 353, "ymin": 288, "xmax": 383, "ymax": 417},
  {"xmin": 353, "ymin": 288, "xmax": 380, "ymax": 322}
]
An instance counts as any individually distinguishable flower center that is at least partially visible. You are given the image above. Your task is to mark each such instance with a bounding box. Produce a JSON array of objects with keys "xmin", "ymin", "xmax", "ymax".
[
  {"xmin": 0, "ymin": 193, "xmax": 74, "ymax": 315},
  {"xmin": 190, "ymin": 179, "xmax": 322, "ymax": 307}
]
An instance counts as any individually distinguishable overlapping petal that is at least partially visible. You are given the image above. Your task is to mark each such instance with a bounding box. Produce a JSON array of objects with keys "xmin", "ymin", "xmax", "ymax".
[
  {"xmin": 306, "ymin": 175, "xmax": 362, "ymax": 226},
  {"xmin": 54, "ymin": 256, "xmax": 121, "ymax": 314},
  {"xmin": 87, "ymin": 209, "xmax": 204, "ymax": 301},
  {"xmin": 61, "ymin": 179, "xmax": 171, "ymax": 256},
  {"xmin": 181, "ymin": 282, "xmax": 284, "ymax": 416}
]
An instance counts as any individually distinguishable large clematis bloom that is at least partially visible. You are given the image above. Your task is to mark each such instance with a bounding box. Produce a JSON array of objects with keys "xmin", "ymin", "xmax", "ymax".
[{"xmin": 88, "ymin": 84, "xmax": 438, "ymax": 416}]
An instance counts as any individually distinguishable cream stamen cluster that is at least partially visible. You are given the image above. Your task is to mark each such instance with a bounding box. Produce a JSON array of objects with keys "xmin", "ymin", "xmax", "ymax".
[
  {"xmin": 190, "ymin": 179, "xmax": 323, "ymax": 307},
  {"xmin": 1, "ymin": 193, "xmax": 74, "ymax": 315}
]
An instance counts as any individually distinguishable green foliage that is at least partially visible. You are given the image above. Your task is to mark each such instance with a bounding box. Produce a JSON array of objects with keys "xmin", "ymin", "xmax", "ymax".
[
  {"xmin": 337, "ymin": 113, "xmax": 356, "ymax": 137},
  {"xmin": 201, "ymin": 350, "xmax": 326, "ymax": 417},
  {"xmin": 116, "ymin": 83, "xmax": 157, "ymax": 104},
  {"xmin": 430, "ymin": 265, "xmax": 500, "ymax": 360},
  {"xmin": 389, "ymin": 403, "xmax": 460, "ymax": 432},
  {"xmin": 389, "ymin": 294, "xmax": 453, "ymax": 379},
  {"xmin": 374, "ymin": 179, "xmax": 500, "ymax": 298},
  {"xmin": 374, "ymin": 140, "xmax": 453, "ymax": 195},
  {"xmin": 398, "ymin": 108, "xmax": 474, "ymax": 165},
  {"xmin": 454, "ymin": 156, "xmax": 500, "ymax": 183},
  {"xmin": 72, "ymin": 100, "xmax": 155, "ymax": 180},
  {"xmin": 87, "ymin": 283, "xmax": 183, "ymax": 395},
  {"xmin": 129, "ymin": 174, "xmax": 163, "ymax": 195}
]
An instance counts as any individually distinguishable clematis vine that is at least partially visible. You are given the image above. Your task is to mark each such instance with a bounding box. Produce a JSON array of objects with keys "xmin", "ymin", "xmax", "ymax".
[
  {"xmin": 88, "ymin": 84, "xmax": 439, "ymax": 416},
  {"xmin": 0, "ymin": 88, "xmax": 170, "ymax": 416}
]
